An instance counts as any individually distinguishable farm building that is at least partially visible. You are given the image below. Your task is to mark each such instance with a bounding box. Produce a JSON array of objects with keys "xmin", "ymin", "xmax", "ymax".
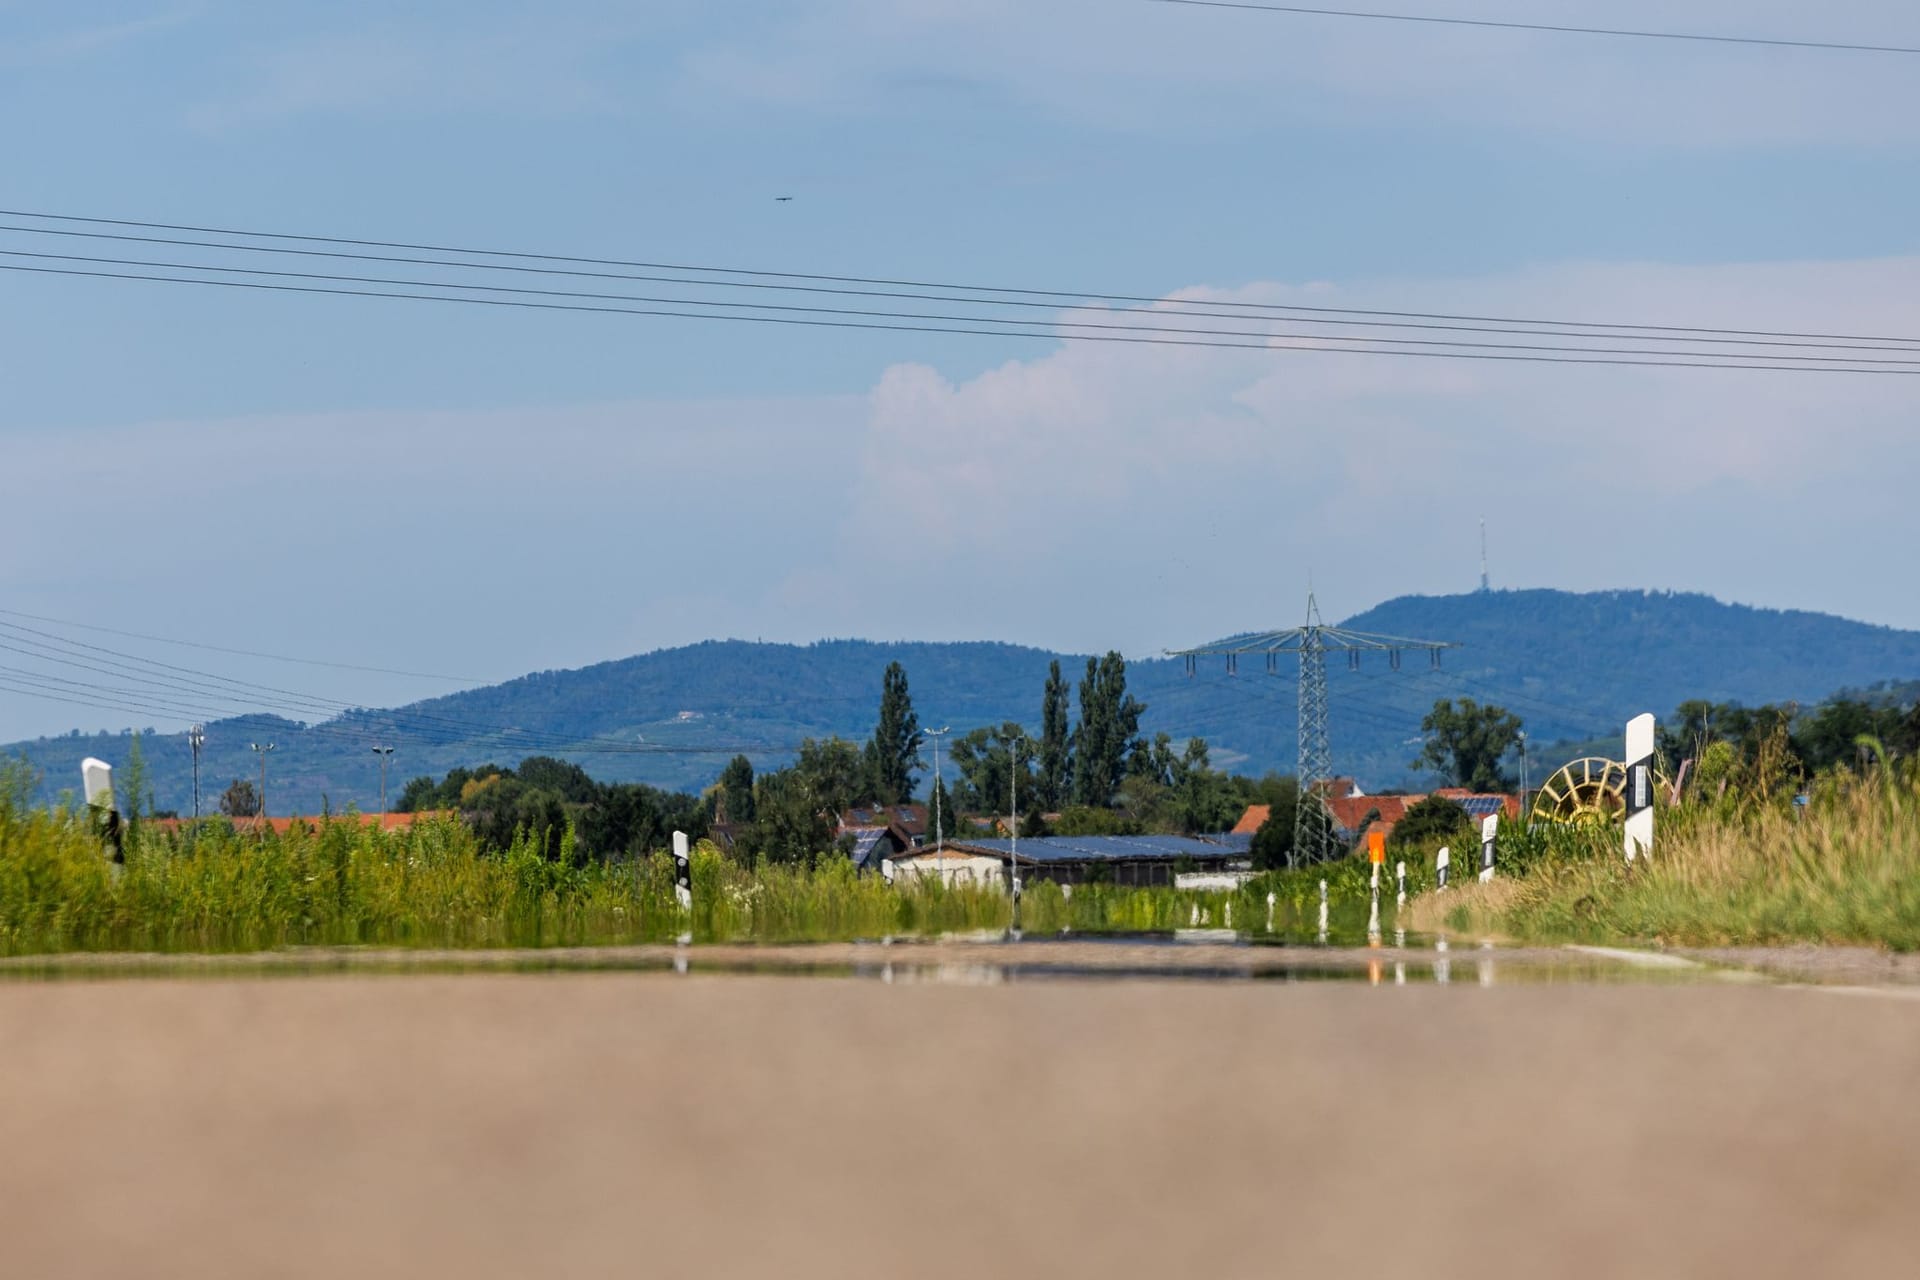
[{"xmin": 892, "ymin": 833, "xmax": 1253, "ymax": 889}]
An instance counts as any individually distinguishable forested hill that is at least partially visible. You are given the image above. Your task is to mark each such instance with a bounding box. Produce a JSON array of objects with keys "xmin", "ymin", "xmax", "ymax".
[{"xmin": 11, "ymin": 590, "xmax": 1920, "ymax": 815}]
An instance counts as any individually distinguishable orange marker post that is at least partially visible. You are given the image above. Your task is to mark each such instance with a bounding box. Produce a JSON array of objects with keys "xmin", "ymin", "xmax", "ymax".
[{"xmin": 1366, "ymin": 832, "xmax": 1385, "ymax": 940}]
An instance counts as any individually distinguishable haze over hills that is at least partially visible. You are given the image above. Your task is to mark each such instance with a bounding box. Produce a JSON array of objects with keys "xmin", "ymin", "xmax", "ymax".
[{"xmin": 9, "ymin": 589, "xmax": 1920, "ymax": 816}]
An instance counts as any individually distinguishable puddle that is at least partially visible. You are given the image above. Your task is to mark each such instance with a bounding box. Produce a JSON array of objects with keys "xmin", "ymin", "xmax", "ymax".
[{"xmin": 0, "ymin": 939, "xmax": 1744, "ymax": 986}]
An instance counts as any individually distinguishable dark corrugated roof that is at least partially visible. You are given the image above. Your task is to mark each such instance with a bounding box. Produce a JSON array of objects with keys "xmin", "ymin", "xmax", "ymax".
[{"xmin": 943, "ymin": 834, "xmax": 1251, "ymax": 865}]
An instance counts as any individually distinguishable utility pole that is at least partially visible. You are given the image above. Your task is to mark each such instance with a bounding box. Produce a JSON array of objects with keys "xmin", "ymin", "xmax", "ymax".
[
  {"xmin": 250, "ymin": 742, "xmax": 275, "ymax": 820},
  {"xmin": 1518, "ymin": 731, "xmax": 1530, "ymax": 813},
  {"xmin": 187, "ymin": 724, "xmax": 205, "ymax": 820},
  {"xmin": 1172, "ymin": 592, "xmax": 1458, "ymax": 868},
  {"xmin": 926, "ymin": 726, "xmax": 949, "ymax": 885},
  {"xmin": 1009, "ymin": 731, "xmax": 1023, "ymax": 906},
  {"xmin": 371, "ymin": 745, "xmax": 395, "ymax": 818},
  {"xmin": 1479, "ymin": 517, "xmax": 1490, "ymax": 594}
]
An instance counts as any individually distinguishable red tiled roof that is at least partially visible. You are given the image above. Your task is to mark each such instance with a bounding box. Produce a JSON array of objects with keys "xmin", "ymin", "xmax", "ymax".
[
  {"xmin": 1232, "ymin": 805, "xmax": 1271, "ymax": 835},
  {"xmin": 148, "ymin": 811, "xmax": 453, "ymax": 835}
]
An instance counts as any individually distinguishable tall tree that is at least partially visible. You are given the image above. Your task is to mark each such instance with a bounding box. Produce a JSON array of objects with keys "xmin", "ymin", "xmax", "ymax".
[
  {"xmin": 220, "ymin": 778, "xmax": 260, "ymax": 818},
  {"xmin": 1415, "ymin": 698, "xmax": 1524, "ymax": 791},
  {"xmin": 795, "ymin": 737, "xmax": 866, "ymax": 817},
  {"xmin": 1248, "ymin": 777, "xmax": 1300, "ymax": 871},
  {"xmin": 715, "ymin": 755, "xmax": 756, "ymax": 824},
  {"xmin": 864, "ymin": 661, "xmax": 921, "ymax": 804},
  {"xmin": 738, "ymin": 767, "xmax": 834, "ymax": 866},
  {"xmin": 1072, "ymin": 652, "xmax": 1146, "ymax": 808},
  {"xmin": 948, "ymin": 722, "xmax": 1034, "ymax": 816},
  {"xmin": 1037, "ymin": 660, "xmax": 1072, "ymax": 811}
]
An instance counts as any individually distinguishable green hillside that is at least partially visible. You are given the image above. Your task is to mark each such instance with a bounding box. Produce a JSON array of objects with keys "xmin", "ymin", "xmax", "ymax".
[{"xmin": 10, "ymin": 590, "xmax": 1920, "ymax": 816}]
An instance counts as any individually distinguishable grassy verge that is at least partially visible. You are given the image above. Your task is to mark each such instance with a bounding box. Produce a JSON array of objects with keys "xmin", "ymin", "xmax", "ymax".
[
  {"xmin": 0, "ymin": 792, "xmax": 1409, "ymax": 955},
  {"xmin": 1405, "ymin": 765, "xmax": 1920, "ymax": 951}
]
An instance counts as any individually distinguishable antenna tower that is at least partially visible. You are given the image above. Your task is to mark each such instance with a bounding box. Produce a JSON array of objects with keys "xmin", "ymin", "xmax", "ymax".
[
  {"xmin": 1171, "ymin": 593, "xmax": 1459, "ymax": 868},
  {"xmin": 1480, "ymin": 518, "xmax": 1490, "ymax": 593}
]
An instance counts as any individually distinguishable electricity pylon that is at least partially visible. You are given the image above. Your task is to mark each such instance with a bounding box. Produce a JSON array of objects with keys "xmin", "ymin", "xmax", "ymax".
[{"xmin": 1171, "ymin": 593, "xmax": 1458, "ymax": 868}]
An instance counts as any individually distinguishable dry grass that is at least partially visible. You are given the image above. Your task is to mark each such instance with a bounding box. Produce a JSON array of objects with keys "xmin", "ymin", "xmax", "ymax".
[{"xmin": 1407, "ymin": 765, "xmax": 1920, "ymax": 951}]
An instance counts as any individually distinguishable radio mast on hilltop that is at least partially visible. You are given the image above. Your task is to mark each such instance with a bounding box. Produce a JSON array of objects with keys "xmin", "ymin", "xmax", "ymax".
[
  {"xmin": 1480, "ymin": 518, "xmax": 1490, "ymax": 593},
  {"xmin": 1171, "ymin": 593, "xmax": 1459, "ymax": 868}
]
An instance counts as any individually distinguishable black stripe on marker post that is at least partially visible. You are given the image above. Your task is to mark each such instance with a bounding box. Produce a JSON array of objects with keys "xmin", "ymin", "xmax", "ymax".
[{"xmin": 1625, "ymin": 756, "xmax": 1655, "ymax": 819}]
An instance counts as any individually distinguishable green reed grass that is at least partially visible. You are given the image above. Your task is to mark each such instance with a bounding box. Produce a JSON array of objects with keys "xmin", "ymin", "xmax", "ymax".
[
  {"xmin": 1411, "ymin": 763, "xmax": 1920, "ymax": 951},
  {"xmin": 0, "ymin": 759, "xmax": 1414, "ymax": 954}
]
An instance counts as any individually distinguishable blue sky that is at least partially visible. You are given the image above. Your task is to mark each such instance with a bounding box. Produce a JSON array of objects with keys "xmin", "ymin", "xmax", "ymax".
[{"xmin": 4, "ymin": 0, "xmax": 1920, "ymax": 740}]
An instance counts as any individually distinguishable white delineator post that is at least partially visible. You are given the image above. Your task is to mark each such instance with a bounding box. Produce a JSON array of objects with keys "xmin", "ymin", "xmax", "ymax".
[
  {"xmin": 81, "ymin": 758, "xmax": 123, "ymax": 866},
  {"xmin": 1436, "ymin": 846, "xmax": 1450, "ymax": 891},
  {"xmin": 1395, "ymin": 860, "xmax": 1407, "ymax": 910},
  {"xmin": 1624, "ymin": 713, "xmax": 1656, "ymax": 863},
  {"xmin": 672, "ymin": 830, "xmax": 693, "ymax": 911},
  {"xmin": 1367, "ymin": 863, "xmax": 1381, "ymax": 938},
  {"xmin": 1266, "ymin": 891, "xmax": 1276, "ymax": 934},
  {"xmin": 1478, "ymin": 813, "xmax": 1499, "ymax": 884},
  {"xmin": 1317, "ymin": 879, "xmax": 1329, "ymax": 941}
]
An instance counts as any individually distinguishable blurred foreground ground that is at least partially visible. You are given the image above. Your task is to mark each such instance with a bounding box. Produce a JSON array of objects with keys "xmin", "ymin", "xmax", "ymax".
[{"xmin": 0, "ymin": 968, "xmax": 1914, "ymax": 1278}]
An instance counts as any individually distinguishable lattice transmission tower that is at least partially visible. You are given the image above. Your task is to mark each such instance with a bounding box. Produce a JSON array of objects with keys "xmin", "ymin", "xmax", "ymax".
[{"xmin": 1171, "ymin": 593, "xmax": 1459, "ymax": 868}]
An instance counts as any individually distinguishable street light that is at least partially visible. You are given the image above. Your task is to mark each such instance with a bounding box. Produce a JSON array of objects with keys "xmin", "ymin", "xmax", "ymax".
[
  {"xmin": 1009, "ymin": 730, "xmax": 1024, "ymax": 909},
  {"xmin": 371, "ymin": 745, "xmax": 395, "ymax": 818},
  {"xmin": 249, "ymin": 742, "xmax": 275, "ymax": 820},
  {"xmin": 187, "ymin": 724, "xmax": 205, "ymax": 820},
  {"xmin": 925, "ymin": 726, "xmax": 949, "ymax": 885}
]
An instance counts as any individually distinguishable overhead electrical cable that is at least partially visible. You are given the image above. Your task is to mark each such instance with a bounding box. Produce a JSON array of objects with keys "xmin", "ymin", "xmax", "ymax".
[
  {"xmin": 6, "ymin": 261, "xmax": 1913, "ymax": 376},
  {"xmin": 1147, "ymin": 1, "xmax": 1920, "ymax": 57},
  {"xmin": 0, "ymin": 605, "xmax": 482, "ymax": 683},
  {"xmin": 4, "ymin": 221, "xmax": 1917, "ymax": 354},
  {"xmin": 7, "ymin": 207, "xmax": 1919, "ymax": 351},
  {"xmin": 10, "ymin": 248, "xmax": 1919, "ymax": 367},
  {"xmin": 0, "ymin": 622, "xmax": 761, "ymax": 757}
]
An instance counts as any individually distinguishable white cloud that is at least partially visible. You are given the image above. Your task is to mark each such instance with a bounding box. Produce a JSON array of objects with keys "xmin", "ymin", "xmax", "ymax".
[
  {"xmin": 5, "ymin": 254, "xmax": 1918, "ymax": 741},
  {"xmin": 824, "ymin": 253, "xmax": 1920, "ymax": 648}
]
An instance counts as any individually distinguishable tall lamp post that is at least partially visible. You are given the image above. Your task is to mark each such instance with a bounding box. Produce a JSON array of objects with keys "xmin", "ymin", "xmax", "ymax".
[
  {"xmin": 926, "ymin": 726, "xmax": 949, "ymax": 885},
  {"xmin": 249, "ymin": 742, "xmax": 275, "ymax": 820},
  {"xmin": 187, "ymin": 724, "xmax": 205, "ymax": 820},
  {"xmin": 1009, "ymin": 731, "xmax": 1024, "ymax": 907},
  {"xmin": 371, "ymin": 745, "xmax": 395, "ymax": 818}
]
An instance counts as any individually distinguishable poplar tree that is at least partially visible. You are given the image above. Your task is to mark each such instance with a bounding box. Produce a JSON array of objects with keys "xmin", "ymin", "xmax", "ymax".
[
  {"xmin": 864, "ymin": 661, "xmax": 922, "ymax": 804},
  {"xmin": 1038, "ymin": 660, "xmax": 1072, "ymax": 810},
  {"xmin": 1072, "ymin": 652, "xmax": 1145, "ymax": 808}
]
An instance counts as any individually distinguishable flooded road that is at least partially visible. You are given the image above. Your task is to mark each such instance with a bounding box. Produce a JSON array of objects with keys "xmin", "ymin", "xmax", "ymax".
[{"xmin": 0, "ymin": 961, "xmax": 1915, "ymax": 1277}]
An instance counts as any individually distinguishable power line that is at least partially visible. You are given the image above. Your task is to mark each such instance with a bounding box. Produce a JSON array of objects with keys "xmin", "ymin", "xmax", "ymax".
[
  {"xmin": 8, "ymin": 207, "xmax": 1920, "ymax": 350},
  {"xmin": 12, "ymin": 246, "xmax": 1920, "ymax": 367},
  {"xmin": 0, "ymin": 621, "xmax": 757, "ymax": 757},
  {"xmin": 9, "ymin": 261, "xmax": 1916, "ymax": 376},
  {"xmin": 6, "ymin": 220, "xmax": 1919, "ymax": 354},
  {"xmin": 0, "ymin": 606, "xmax": 482, "ymax": 684},
  {"xmin": 1148, "ymin": 1, "xmax": 1920, "ymax": 57}
]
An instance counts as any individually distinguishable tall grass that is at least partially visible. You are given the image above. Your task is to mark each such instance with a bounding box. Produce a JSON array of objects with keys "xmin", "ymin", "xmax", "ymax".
[
  {"xmin": 0, "ymin": 758, "xmax": 1416, "ymax": 954},
  {"xmin": 1406, "ymin": 763, "xmax": 1920, "ymax": 951}
]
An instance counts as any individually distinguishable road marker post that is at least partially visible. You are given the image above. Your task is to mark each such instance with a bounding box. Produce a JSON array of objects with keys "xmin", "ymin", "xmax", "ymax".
[
  {"xmin": 1395, "ymin": 860, "xmax": 1407, "ymax": 910},
  {"xmin": 1367, "ymin": 832, "xmax": 1385, "ymax": 940},
  {"xmin": 1266, "ymin": 891, "xmax": 1276, "ymax": 933},
  {"xmin": 1436, "ymin": 846, "xmax": 1450, "ymax": 891},
  {"xmin": 672, "ymin": 830, "xmax": 693, "ymax": 948},
  {"xmin": 1625, "ymin": 713, "xmax": 1656, "ymax": 863},
  {"xmin": 81, "ymin": 758, "xmax": 123, "ymax": 868},
  {"xmin": 1478, "ymin": 813, "xmax": 1499, "ymax": 884},
  {"xmin": 1317, "ymin": 879, "xmax": 1329, "ymax": 943},
  {"xmin": 672, "ymin": 830, "xmax": 693, "ymax": 911}
]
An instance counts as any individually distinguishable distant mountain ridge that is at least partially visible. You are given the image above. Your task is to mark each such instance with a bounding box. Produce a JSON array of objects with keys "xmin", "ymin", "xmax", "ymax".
[{"xmin": 10, "ymin": 589, "xmax": 1920, "ymax": 815}]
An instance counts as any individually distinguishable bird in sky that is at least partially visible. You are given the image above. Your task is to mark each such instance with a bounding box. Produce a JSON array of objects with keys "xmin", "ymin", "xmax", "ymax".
[{"xmin": 774, "ymin": 196, "xmax": 793, "ymax": 202}]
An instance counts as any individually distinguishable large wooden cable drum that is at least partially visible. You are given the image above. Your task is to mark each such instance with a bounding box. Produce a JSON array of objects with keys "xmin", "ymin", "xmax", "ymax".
[{"xmin": 1530, "ymin": 757, "xmax": 1629, "ymax": 824}]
